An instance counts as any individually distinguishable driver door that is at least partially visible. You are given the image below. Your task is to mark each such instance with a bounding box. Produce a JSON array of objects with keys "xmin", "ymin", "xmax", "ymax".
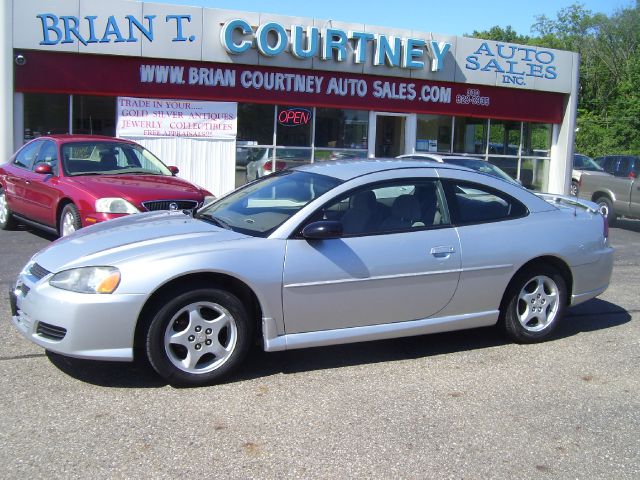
[{"xmin": 282, "ymin": 179, "xmax": 461, "ymax": 334}]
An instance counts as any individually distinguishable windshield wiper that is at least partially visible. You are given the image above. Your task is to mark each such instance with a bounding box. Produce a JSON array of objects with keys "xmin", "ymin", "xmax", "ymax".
[{"xmin": 198, "ymin": 214, "xmax": 233, "ymax": 230}]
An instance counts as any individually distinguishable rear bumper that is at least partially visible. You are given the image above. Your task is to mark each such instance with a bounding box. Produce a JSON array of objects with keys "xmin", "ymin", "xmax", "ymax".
[{"xmin": 570, "ymin": 246, "xmax": 614, "ymax": 306}]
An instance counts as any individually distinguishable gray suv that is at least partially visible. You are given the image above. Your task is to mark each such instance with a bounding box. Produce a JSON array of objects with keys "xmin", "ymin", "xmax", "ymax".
[{"xmin": 578, "ymin": 154, "xmax": 640, "ymax": 226}]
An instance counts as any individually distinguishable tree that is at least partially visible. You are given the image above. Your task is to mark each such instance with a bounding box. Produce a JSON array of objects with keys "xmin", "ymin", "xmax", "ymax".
[{"xmin": 470, "ymin": 2, "xmax": 640, "ymax": 156}]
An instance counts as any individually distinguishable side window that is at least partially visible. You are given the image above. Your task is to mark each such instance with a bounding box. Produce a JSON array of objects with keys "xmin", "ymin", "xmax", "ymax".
[
  {"xmin": 34, "ymin": 141, "xmax": 59, "ymax": 175},
  {"xmin": 614, "ymin": 158, "xmax": 630, "ymax": 177},
  {"xmin": 13, "ymin": 141, "xmax": 43, "ymax": 170},
  {"xmin": 602, "ymin": 157, "xmax": 615, "ymax": 175},
  {"xmin": 443, "ymin": 180, "xmax": 528, "ymax": 224},
  {"xmin": 313, "ymin": 179, "xmax": 450, "ymax": 236}
]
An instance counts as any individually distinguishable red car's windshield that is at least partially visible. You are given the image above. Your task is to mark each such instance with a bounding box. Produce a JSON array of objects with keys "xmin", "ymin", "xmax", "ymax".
[{"xmin": 61, "ymin": 142, "xmax": 172, "ymax": 176}]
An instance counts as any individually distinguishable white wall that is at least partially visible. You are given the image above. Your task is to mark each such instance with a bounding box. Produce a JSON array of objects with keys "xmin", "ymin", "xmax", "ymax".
[
  {"xmin": 2, "ymin": 0, "xmax": 13, "ymax": 158},
  {"xmin": 123, "ymin": 136, "xmax": 236, "ymax": 197}
]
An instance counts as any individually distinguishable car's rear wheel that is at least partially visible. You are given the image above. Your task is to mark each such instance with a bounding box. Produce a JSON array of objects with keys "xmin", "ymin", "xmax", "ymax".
[
  {"xmin": 145, "ymin": 288, "xmax": 252, "ymax": 386},
  {"xmin": 570, "ymin": 180, "xmax": 579, "ymax": 196},
  {"xmin": 595, "ymin": 196, "xmax": 616, "ymax": 227},
  {"xmin": 59, "ymin": 203, "xmax": 82, "ymax": 237},
  {"xmin": 0, "ymin": 189, "xmax": 17, "ymax": 230},
  {"xmin": 500, "ymin": 265, "xmax": 567, "ymax": 343}
]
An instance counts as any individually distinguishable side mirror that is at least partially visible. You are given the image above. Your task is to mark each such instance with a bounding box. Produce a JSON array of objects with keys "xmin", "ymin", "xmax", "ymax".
[
  {"xmin": 301, "ymin": 221, "xmax": 343, "ymax": 240},
  {"xmin": 168, "ymin": 166, "xmax": 179, "ymax": 175},
  {"xmin": 34, "ymin": 164, "xmax": 53, "ymax": 175}
]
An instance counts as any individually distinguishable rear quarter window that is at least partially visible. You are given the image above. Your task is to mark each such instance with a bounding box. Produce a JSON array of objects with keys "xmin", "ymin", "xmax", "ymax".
[{"xmin": 443, "ymin": 180, "xmax": 528, "ymax": 225}]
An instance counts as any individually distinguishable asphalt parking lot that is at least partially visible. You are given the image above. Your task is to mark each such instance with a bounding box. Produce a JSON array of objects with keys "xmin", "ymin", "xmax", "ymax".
[{"xmin": 0, "ymin": 221, "xmax": 638, "ymax": 479}]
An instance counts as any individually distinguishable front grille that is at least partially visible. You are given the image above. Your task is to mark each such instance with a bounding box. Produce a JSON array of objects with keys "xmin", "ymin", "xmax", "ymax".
[
  {"xmin": 142, "ymin": 200, "xmax": 199, "ymax": 212},
  {"xmin": 36, "ymin": 321, "xmax": 67, "ymax": 341},
  {"xmin": 30, "ymin": 263, "xmax": 51, "ymax": 280}
]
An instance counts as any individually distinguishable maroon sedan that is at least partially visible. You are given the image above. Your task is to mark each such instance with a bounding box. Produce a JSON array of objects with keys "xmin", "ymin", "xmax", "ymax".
[{"xmin": 0, "ymin": 135, "xmax": 214, "ymax": 236}]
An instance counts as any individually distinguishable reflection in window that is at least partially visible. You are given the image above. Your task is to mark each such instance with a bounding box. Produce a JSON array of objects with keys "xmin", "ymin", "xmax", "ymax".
[
  {"xmin": 453, "ymin": 117, "xmax": 488, "ymax": 154},
  {"xmin": 23, "ymin": 93, "xmax": 69, "ymax": 143},
  {"xmin": 522, "ymin": 122, "xmax": 552, "ymax": 157},
  {"xmin": 237, "ymin": 103, "xmax": 275, "ymax": 145},
  {"xmin": 488, "ymin": 120, "xmax": 520, "ymax": 156},
  {"xmin": 242, "ymin": 147, "xmax": 312, "ymax": 183},
  {"xmin": 73, "ymin": 95, "xmax": 116, "ymax": 136},
  {"xmin": 315, "ymin": 108, "xmax": 368, "ymax": 149},
  {"xmin": 522, "ymin": 158, "xmax": 550, "ymax": 191},
  {"xmin": 416, "ymin": 115, "xmax": 452, "ymax": 152}
]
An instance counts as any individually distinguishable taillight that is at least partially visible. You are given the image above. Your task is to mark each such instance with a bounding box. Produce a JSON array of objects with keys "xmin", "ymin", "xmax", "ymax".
[
  {"xmin": 629, "ymin": 171, "xmax": 636, "ymax": 179},
  {"xmin": 263, "ymin": 160, "xmax": 287, "ymax": 172}
]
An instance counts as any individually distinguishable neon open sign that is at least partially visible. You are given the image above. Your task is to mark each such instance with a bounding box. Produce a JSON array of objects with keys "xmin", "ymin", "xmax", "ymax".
[{"xmin": 278, "ymin": 108, "xmax": 312, "ymax": 127}]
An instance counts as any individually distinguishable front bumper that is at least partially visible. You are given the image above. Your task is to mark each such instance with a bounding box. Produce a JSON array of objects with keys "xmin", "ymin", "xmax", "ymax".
[
  {"xmin": 11, "ymin": 270, "xmax": 147, "ymax": 362},
  {"xmin": 82, "ymin": 211, "xmax": 128, "ymax": 228}
]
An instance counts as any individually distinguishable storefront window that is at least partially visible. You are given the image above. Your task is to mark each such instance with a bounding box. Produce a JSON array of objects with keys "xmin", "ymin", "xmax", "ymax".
[
  {"xmin": 453, "ymin": 117, "xmax": 488, "ymax": 154},
  {"xmin": 488, "ymin": 120, "xmax": 520, "ymax": 156},
  {"xmin": 522, "ymin": 122, "xmax": 552, "ymax": 157},
  {"xmin": 276, "ymin": 105, "xmax": 312, "ymax": 147},
  {"xmin": 73, "ymin": 95, "xmax": 116, "ymax": 136},
  {"xmin": 23, "ymin": 93, "xmax": 69, "ymax": 142},
  {"xmin": 315, "ymin": 108, "xmax": 368, "ymax": 149},
  {"xmin": 522, "ymin": 158, "xmax": 550, "ymax": 191},
  {"xmin": 416, "ymin": 115, "xmax": 452, "ymax": 152},
  {"xmin": 314, "ymin": 107, "xmax": 368, "ymax": 161},
  {"xmin": 236, "ymin": 104, "xmax": 276, "ymax": 186},
  {"xmin": 237, "ymin": 103, "xmax": 275, "ymax": 145}
]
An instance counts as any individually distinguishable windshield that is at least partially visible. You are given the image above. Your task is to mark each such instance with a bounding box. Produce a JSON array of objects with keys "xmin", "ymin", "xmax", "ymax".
[
  {"xmin": 196, "ymin": 171, "xmax": 342, "ymax": 237},
  {"xmin": 573, "ymin": 154, "xmax": 603, "ymax": 171},
  {"xmin": 62, "ymin": 142, "xmax": 172, "ymax": 176}
]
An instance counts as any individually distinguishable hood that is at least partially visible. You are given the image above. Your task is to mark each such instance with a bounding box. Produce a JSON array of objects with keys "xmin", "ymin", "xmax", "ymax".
[
  {"xmin": 67, "ymin": 174, "xmax": 209, "ymax": 203},
  {"xmin": 34, "ymin": 211, "xmax": 247, "ymax": 271}
]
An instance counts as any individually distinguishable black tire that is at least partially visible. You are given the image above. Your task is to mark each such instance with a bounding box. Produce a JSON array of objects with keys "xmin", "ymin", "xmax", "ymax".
[
  {"xmin": 570, "ymin": 180, "xmax": 579, "ymax": 197},
  {"xmin": 595, "ymin": 196, "xmax": 616, "ymax": 227},
  {"xmin": 0, "ymin": 189, "xmax": 17, "ymax": 230},
  {"xmin": 59, "ymin": 203, "xmax": 82, "ymax": 237},
  {"xmin": 500, "ymin": 265, "xmax": 567, "ymax": 343},
  {"xmin": 145, "ymin": 288, "xmax": 253, "ymax": 387}
]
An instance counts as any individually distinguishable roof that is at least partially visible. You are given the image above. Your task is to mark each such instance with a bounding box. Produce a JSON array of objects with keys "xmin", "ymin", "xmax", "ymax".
[
  {"xmin": 33, "ymin": 135, "xmax": 138, "ymax": 144},
  {"xmin": 293, "ymin": 158, "xmax": 466, "ymax": 181}
]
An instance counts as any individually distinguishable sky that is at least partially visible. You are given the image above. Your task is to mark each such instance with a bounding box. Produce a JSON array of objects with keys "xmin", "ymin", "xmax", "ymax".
[{"xmin": 147, "ymin": 0, "xmax": 631, "ymax": 36}]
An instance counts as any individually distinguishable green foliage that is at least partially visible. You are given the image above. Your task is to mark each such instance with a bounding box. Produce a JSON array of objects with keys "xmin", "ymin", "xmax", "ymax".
[{"xmin": 468, "ymin": 2, "xmax": 640, "ymax": 156}]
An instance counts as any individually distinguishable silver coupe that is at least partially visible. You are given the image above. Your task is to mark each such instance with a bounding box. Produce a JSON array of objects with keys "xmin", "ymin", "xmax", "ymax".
[{"xmin": 11, "ymin": 159, "xmax": 614, "ymax": 386}]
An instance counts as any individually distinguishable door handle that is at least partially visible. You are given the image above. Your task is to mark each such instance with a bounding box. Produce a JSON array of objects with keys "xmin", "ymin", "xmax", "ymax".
[{"xmin": 430, "ymin": 245, "xmax": 455, "ymax": 258}]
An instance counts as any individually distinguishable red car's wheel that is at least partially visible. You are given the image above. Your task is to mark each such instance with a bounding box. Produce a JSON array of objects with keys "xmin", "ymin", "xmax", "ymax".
[
  {"xmin": 0, "ymin": 189, "xmax": 17, "ymax": 230},
  {"xmin": 59, "ymin": 203, "xmax": 82, "ymax": 237}
]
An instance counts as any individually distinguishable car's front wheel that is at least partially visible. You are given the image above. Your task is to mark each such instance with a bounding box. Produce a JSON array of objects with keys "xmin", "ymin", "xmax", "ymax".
[
  {"xmin": 145, "ymin": 288, "xmax": 253, "ymax": 386},
  {"xmin": 0, "ymin": 189, "xmax": 17, "ymax": 230},
  {"xmin": 500, "ymin": 265, "xmax": 567, "ymax": 343},
  {"xmin": 59, "ymin": 203, "xmax": 82, "ymax": 236}
]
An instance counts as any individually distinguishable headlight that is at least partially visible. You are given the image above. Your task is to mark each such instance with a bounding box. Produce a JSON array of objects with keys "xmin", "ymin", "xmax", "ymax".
[
  {"xmin": 49, "ymin": 267, "xmax": 121, "ymax": 294},
  {"xmin": 95, "ymin": 198, "xmax": 139, "ymax": 214}
]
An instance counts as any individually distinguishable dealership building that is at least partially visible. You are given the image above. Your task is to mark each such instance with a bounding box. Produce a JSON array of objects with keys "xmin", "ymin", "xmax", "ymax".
[{"xmin": 2, "ymin": 0, "xmax": 579, "ymax": 196}]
